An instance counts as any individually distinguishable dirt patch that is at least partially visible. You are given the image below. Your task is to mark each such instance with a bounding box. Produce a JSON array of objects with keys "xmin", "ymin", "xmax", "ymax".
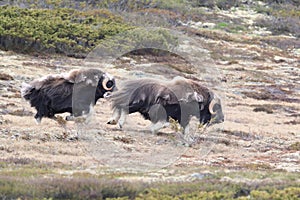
[
  {"xmin": 113, "ymin": 135, "xmax": 136, "ymax": 144},
  {"xmin": 0, "ymin": 72, "xmax": 13, "ymax": 80},
  {"xmin": 253, "ymin": 106, "xmax": 274, "ymax": 114},
  {"xmin": 284, "ymin": 120, "xmax": 300, "ymax": 125},
  {"xmin": 242, "ymin": 85, "xmax": 300, "ymax": 103},
  {"xmin": 8, "ymin": 109, "xmax": 34, "ymax": 116}
]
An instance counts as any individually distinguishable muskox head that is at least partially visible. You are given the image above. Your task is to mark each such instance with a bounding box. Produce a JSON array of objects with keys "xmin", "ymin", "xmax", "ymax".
[
  {"xmin": 206, "ymin": 93, "xmax": 224, "ymax": 125},
  {"xmin": 96, "ymin": 72, "xmax": 116, "ymax": 99},
  {"xmin": 186, "ymin": 80, "xmax": 224, "ymax": 126},
  {"xmin": 70, "ymin": 69, "xmax": 116, "ymax": 101}
]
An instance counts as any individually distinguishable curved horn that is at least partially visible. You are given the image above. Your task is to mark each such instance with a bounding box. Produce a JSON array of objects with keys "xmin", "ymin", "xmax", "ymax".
[
  {"xmin": 209, "ymin": 98, "xmax": 217, "ymax": 114},
  {"xmin": 102, "ymin": 73, "xmax": 114, "ymax": 91}
]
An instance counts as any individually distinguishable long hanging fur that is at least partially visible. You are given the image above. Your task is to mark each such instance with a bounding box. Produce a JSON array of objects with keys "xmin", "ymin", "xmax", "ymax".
[
  {"xmin": 21, "ymin": 68, "xmax": 116, "ymax": 123},
  {"xmin": 108, "ymin": 76, "xmax": 224, "ymax": 133}
]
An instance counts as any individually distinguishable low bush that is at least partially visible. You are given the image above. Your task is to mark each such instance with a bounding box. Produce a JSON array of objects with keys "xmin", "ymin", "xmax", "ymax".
[
  {"xmin": 0, "ymin": 176, "xmax": 142, "ymax": 199},
  {"xmin": 88, "ymin": 27, "xmax": 179, "ymax": 59},
  {"xmin": 0, "ymin": 6, "xmax": 132, "ymax": 57},
  {"xmin": 0, "ymin": 169, "xmax": 299, "ymax": 199},
  {"xmin": 256, "ymin": 16, "xmax": 300, "ymax": 37},
  {"xmin": 188, "ymin": 0, "xmax": 241, "ymax": 10},
  {"xmin": 255, "ymin": 2, "xmax": 300, "ymax": 37}
]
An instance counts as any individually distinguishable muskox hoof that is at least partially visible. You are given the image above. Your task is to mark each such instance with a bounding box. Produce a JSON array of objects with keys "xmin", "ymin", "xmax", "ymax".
[
  {"xmin": 107, "ymin": 119, "xmax": 117, "ymax": 125},
  {"xmin": 117, "ymin": 123, "xmax": 123, "ymax": 129},
  {"xmin": 35, "ymin": 117, "xmax": 41, "ymax": 124},
  {"xmin": 66, "ymin": 115, "xmax": 75, "ymax": 121}
]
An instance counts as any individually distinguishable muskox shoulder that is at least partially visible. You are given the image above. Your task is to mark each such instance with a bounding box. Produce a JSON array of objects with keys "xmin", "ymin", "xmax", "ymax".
[{"xmin": 66, "ymin": 69, "xmax": 104, "ymax": 84}]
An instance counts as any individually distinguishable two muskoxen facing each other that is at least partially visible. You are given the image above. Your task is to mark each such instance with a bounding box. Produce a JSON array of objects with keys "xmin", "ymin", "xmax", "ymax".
[
  {"xmin": 21, "ymin": 68, "xmax": 116, "ymax": 124},
  {"xmin": 107, "ymin": 76, "xmax": 224, "ymax": 134}
]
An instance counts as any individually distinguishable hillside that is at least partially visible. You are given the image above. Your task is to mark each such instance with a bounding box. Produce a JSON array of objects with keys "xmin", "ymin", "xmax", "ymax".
[{"xmin": 0, "ymin": 0, "xmax": 299, "ymax": 199}]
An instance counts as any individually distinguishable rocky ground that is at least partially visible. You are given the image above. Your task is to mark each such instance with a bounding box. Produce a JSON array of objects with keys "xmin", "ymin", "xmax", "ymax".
[{"xmin": 0, "ymin": 3, "xmax": 299, "ymax": 198}]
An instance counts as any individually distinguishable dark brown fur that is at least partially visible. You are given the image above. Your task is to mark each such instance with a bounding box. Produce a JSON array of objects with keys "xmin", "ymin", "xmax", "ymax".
[{"xmin": 21, "ymin": 68, "xmax": 115, "ymax": 123}]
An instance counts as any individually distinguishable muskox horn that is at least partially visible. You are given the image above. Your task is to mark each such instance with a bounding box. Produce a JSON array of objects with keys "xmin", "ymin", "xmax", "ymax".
[
  {"xmin": 102, "ymin": 73, "xmax": 114, "ymax": 91},
  {"xmin": 209, "ymin": 98, "xmax": 217, "ymax": 114}
]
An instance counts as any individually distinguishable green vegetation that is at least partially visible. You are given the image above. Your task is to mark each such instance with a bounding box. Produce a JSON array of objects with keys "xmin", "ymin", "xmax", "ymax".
[
  {"xmin": 1, "ymin": 164, "xmax": 299, "ymax": 198},
  {"xmin": 0, "ymin": 6, "xmax": 132, "ymax": 57},
  {"xmin": 0, "ymin": 5, "xmax": 180, "ymax": 57},
  {"xmin": 0, "ymin": 170, "xmax": 299, "ymax": 199},
  {"xmin": 135, "ymin": 187, "xmax": 300, "ymax": 199},
  {"xmin": 254, "ymin": 1, "xmax": 300, "ymax": 37},
  {"xmin": 1, "ymin": 0, "xmax": 299, "ymax": 57},
  {"xmin": 0, "ymin": 176, "xmax": 142, "ymax": 199},
  {"xmin": 0, "ymin": 162, "xmax": 299, "ymax": 199},
  {"xmin": 288, "ymin": 142, "xmax": 300, "ymax": 151},
  {"xmin": 90, "ymin": 28, "xmax": 179, "ymax": 58},
  {"xmin": 215, "ymin": 22, "xmax": 247, "ymax": 33}
]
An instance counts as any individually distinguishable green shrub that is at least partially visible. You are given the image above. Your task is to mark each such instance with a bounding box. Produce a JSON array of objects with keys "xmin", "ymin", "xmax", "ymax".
[
  {"xmin": 255, "ymin": 16, "xmax": 300, "ymax": 37},
  {"xmin": 4, "ymin": 0, "xmax": 161, "ymax": 11},
  {"xmin": 254, "ymin": 1, "xmax": 300, "ymax": 37},
  {"xmin": 0, "ymin": 6, "xmax": 132, "ymax": 57},
  {"xmin": 188, "ymin": 0, "xmax": 241, "ymax": 10},
  {"xmin": 288, "ymin": 142, "xmax": 300, "ymax": 151},
  {"xmin": 0, "ymin": 176, "xmax": 142, "ymax": 199},
  {"xmin": 88, "ymin": 27, "xmax": 179, "ymax": 59},
  {"xmin": 0, "ymin": 172, "xmax": 299, "ymax": 199},
  {"xmin": 259, "ymin": 0, "xmax": 299, "ymax": 6}
]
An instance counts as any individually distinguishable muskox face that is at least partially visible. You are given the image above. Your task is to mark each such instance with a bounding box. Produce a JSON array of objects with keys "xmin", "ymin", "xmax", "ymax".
[
  {"xmin": 200, "ymin": 94, "xmax": 224, "ymax": 125},
  {"xmin": 95, "ymin": 73, "xmax": 116, "ymax": 101}
]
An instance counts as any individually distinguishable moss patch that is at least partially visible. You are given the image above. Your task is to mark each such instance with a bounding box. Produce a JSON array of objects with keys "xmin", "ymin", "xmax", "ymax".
[
  {"xmin": 253, "ymin": 106, "xmax": 274, "ymax": 114},
  {"xmin": 288, "ymin": 142, "xmax": 300, "ymax": 151}
]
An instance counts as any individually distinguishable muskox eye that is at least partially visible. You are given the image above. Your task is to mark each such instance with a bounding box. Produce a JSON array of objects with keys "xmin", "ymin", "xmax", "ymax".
[{"xmin": 106, "ymin": 80, "xmax": 114, "ymax": 89}]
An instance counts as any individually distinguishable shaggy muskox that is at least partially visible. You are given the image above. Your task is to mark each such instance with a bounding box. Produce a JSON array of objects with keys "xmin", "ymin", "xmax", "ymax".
[
  {"xmin": 21, "ymin": 68, "xmax": 116, "ymax": 123},
  {"xmin": 107, "ymin": 76, "xmax": 224, "ymax": 134}
]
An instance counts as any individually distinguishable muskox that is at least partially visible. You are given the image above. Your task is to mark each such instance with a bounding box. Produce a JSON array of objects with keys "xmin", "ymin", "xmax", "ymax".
[
  {"xmin": 107, "ymin": 76, "xmax": 224, "ymax": 134},
  {"xmin": 21, "ymin": 68, "xmax": 116, "ymax": 124}
]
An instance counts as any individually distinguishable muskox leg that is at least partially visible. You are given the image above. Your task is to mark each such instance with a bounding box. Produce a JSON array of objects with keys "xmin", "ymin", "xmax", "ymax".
[
  {"xmin": 117, "ymin": 109, "xmax": 127, "ymax": 129},
  {"xmin": 149, "ymin": 121, "xmax": 170, "ymax": 134},
  {"xmin": 180, "ymin": 114, "xmax": 192, "ymax": 135},
  {"xmin": 34, "ymin": 113, "xmax": 42, "ymax": 124},
  {"xmin": 66, "ymin": 115, "xmax": 75, "ymax": 121},
  {"xmin": 107, "ymin": 108, "xmax": 121, "ymax": 125},
  {"xmin": 34, "ymin": 105, "xmax": 48, "ymax": 124},
  {"xmin": 183, "ymin": 124, "xmax": 190, "ymax": 135}
]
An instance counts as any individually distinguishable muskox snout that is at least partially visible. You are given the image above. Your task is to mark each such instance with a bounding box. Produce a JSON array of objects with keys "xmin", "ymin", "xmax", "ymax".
[
  {"xmin": 217, "ymin": 114, "xmax": 225, "ymax": 123},
  {"xmin": 103, "ymin": 91, "xmax": 113, "ymax": 98},
  {"xmin": 211, "ymin": 111, "xmax": 224, "ymax": 124},
  {"xmin": 220, "ymin": 116, "xmax": 225, "ymax": 122}
]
